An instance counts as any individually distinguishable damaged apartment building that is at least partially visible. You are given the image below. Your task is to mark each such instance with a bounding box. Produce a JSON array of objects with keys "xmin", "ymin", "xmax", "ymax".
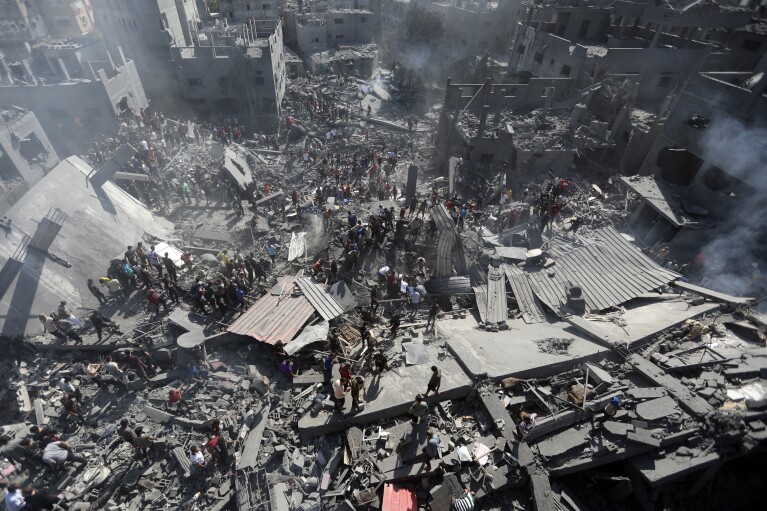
[
  {"xmin": 0, "ymin": 106, "xmax": 59, "ymax": 213},
  {"xmin": 508, "ymin": 0, "xmax": 754, "ymax": 101},
  {"xmin": 435, "ymin": 76, "xmax": 622, "ymax": 177},
  {"xmin": 0, "ymin": 0, "xmax": 148, "ymax": 156},
  {"xmin": 282, "ymin": 0, "xmax": 378, "ymax": 77},
  {"xmin": 92, "ymin": 0, "xmax": 286, "ymax": 125}
]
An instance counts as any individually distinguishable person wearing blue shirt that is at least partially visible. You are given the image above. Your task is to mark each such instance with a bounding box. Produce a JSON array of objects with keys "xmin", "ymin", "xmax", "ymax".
[{"xmin": 266, "ymin": 243, "xmax": 277, "ymax": 265}]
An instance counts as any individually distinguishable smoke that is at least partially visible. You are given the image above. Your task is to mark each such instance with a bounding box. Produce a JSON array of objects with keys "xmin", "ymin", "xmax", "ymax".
[{"xmin": 693, "ymin": 115, "xmax": 767, "ymax": 301}]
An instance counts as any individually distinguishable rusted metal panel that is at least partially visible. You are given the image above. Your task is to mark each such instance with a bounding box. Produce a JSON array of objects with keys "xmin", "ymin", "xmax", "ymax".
[{"xmin": 227, "ymin": 276, "xmax": 315, "ymax": 345}]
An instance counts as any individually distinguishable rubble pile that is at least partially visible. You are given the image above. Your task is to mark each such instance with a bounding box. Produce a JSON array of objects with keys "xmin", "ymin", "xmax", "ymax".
[{"xmin": 2, "ymin": 47, "xmax": 767, "ymax": 511}]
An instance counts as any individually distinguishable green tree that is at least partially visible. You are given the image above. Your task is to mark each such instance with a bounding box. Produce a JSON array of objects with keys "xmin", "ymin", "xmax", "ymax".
[{"xmin": 206, "ymin": 0, "xmax": 220, "ymax": 13}]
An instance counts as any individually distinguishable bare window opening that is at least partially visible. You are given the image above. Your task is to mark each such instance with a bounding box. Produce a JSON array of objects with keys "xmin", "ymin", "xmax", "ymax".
[
  {"xmin": 657, "ymin": 147, "xmax": 702, "ymax": 185},
  {"xmin": 336, "ymin": 34, "xmax": 344, "ymax": 39},
  {"xmin": 247, "ymin": 4, "xmax": 251, "ymax": 9},
  {"xmin": 578, "ymin": 20, "xmax": 591, "ymax": 38},
  {"xmin": 516, "ymin": 44, "xmax": 525, "ymax": 54},
  {"xmin": 533, "ymin": 51, "xmax": 543, "ymax": 64},
  {"xmin": 658, "ymin": 76, "xmax": 672, "ymax": 87},
  {"xmin": 117, "ymin": 97, "xmax": 130, "ymax": 111},
  {"xmin": 334, "ymin": 18, "xmax": 344, "ymax": 24},
  {"xmin": 622, "ymin": 131, "xmax": 631, "ymax": 143},
  {"xmin": 263, "ymin": 3, "xmax": 271, "ymax": 9},
  {"xmin": 687, "ymin": 114, "xmax": 710, "ymax": 130},
  {"xmin": 560, "ymin": 64, "xmax": 571, "ymax": 77},
  {"xmin": 702, "ymin": 167, "xmax": 749, "ymax": 194},
  {"xmin": 188, "ymin": 78, "xmax": 203, "ymax": 88},
  {"xmin": 18, "ymin": 133, "xmax": 46, "ymax": 160}
]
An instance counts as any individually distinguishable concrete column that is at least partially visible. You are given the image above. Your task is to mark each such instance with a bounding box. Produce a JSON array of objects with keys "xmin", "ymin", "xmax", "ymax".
[
  {"xmin": 617, "ymin": 17, "xmax": 628, "ymax": 39},
  {"xmin": 610, "ymin": 103, "xmax": 632, "ymax": 139},
  {"xmin": 478, "ymin": 104, "xmax": 490, "ymax": 138},
  {"xmin": 57, "ymin": 58, "xmax": 71, "ymax": 81},
  {"xmin": 0, "ymin": 57, "xmax": 14, "ymax": 85},
  {"xmin": 650, "ymin": 24, "xmax": 664, "ymax": 48},
  {"xmin": 20, "ymin": 60, "xmax": 37, "ymax": 85}
]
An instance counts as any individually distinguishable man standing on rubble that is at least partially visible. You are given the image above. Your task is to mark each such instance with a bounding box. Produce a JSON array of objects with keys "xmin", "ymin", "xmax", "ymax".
[
  {"xmin": 423, "ymin": 428, "xmax": 440, "ymax": 469},
  {"xmin": 333, "ymin": 377, "xmax": 349, "ymax": 413},
  {"xmin": 425, "ymin": 366, "xmax": 441, "ymax": 397},
  {"xmin": 350, "ymin": 375, "xmax": 364, "ymax": 412},
  {"xmin": 266, "ymin": 242, "xmax": 277, "ymax": 266},
  {"xmin": 389, "ymin": 313, "xmax": 401, "ymax": 339},
  {"xmin": 373, "ymin": 348, "xmax": 388, "ymax": 376},
  {"xmin": 162, "ymin": 252, "xmax": 177, "ymax": 282},
  {"xmin": 409, "ymin": 394, "xmax": 428, "ymax": 425},
  {"xmin": 91, "ymin": 311, "xmax": 119, "ymax": 342},
  {"xmin": 425, "ymin": 302, "xmax": 440, "ymax": 334},
  {"xmin": 147, "ymin": 246, "xmax": 164, "ymax": 277},
  {"xmin": 87, "ymin": 278, "xmax": 108, "ymax": 305}
]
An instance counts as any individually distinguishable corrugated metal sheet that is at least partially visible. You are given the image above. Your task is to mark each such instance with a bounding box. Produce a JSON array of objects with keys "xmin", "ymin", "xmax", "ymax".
[
  {"xmin": 473, "ymin": 284, "xmax": 488, "ymax": 323},
  {"xmin": 382, "ymin": 484, "xmax": 417, "ymax": 511},
  {"xmin": 523, "ymin": 227, "xmax": 680, "ymax": 313},
  {"xmin": 485, "ymin": 265, "xmax": 508, "ymax": 324},
  {"xmin": 503, "ymin": 264, "xmax": 547, "ymax": 324},
  {"xmin": 295, "ymin": 277, "xmax": 345, "ymax": 321},
  {"xmin": 227, "ymin": 276, "xmax": 315, "ymax": 345},
  {"xmin": 430, "ymin": 205, "xmax": 466, "ymax": 277},
  {"xmin": 425, "ymin": 276, "xmax": 471, "ymax": 295}
]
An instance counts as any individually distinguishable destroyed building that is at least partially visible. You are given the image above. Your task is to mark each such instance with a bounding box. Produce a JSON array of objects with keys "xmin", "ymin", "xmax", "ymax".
[
  {"xmin": 171, "ymin": 18, "xmax": 287, "ymax": 123},
  {"xmin": 35, "ymin": 0, "xmax": 96, "ymax": 38},
  {"xmin": 0, "ymin": 106, "xmax": 59, "ymax": 214},
  {"xmin": 508, "ymin": 0, "xmax": 753, "ymax": 102},
  {"xmin": 90, "ymin": 0, "xmax": 203, "ymax": 110},
  {"xmin": 283, "ymin": 0, "xmax": 378, "ymax": 77},
  {"xmin": 0, "ymin": 2, "xmax": 766, "ymax": 511},
  {"xmin": 0, "ymin": 39, "xmax": 148, "ymax": 156},
  {"xmin": 219, "ymin": 0, "xmax": 283, "ymax": 21},
  {"xmin": 436, "ymin": 76, "xmax": 622, "ymax": 176}
]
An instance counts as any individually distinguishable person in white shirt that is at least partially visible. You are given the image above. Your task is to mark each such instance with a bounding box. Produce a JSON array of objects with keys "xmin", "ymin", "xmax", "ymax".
[
  {"xmin": 4, "ymin": 484, "xmax": 25, "ymax": 511},
  {"xmin": 189, "ymin": 445, "xmax": 206, "ymax": 473},
  {"xmin": 332, "ymin": 377, "xmax": 348, "ymax": 413},
  {"xmin": 104, "ymin": 355, "xmax": 129, "ymax": 385}
]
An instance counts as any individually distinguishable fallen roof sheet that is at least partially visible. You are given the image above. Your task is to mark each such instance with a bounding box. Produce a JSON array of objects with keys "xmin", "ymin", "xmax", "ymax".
[
  {"xmin": 524, "ymin": 227, "xmax": 679, "ymax": 312},
  {"xmin": 295, "ymin": 277, "xmax": 345, "ymax": 320},
  {"xmin": 425, "ymin": 276, "xmax": 471, "ymax": 296},
  {"xmin": 474, "ymin": 265, "xmax": 507, "ymax": 325},
  {"xmin": 430, "ymin": 204, "xmax": 466, "ymax": 277},
  {"xmin": 227, "ymin": 276, "xmax": 315, "ymax": 345},
  {"xmin": 503, "ymin": 265, "xmax": 547, "ymax": 324}
]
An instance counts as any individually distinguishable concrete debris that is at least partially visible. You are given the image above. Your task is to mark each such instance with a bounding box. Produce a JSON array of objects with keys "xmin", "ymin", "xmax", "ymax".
[{"xmin": 0, "ymin": 1, "xmax": 765, "ymax": 510}]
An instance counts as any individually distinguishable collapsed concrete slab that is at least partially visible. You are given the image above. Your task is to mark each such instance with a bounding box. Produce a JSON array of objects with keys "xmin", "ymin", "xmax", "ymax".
[{"xmin": 0, "ymin": 156, "xmax": 173, "ymax": 337}]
